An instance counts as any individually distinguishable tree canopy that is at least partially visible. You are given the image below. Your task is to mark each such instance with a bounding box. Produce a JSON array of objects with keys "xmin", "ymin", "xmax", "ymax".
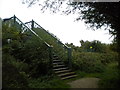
[
  {"xmin": 72, "ymin": 2, "xmax": 119, "ymax": 34},
  {"xmin": 23, "ymin": 0, "xmax": 120, "ymax": 67},
  {"xmin": 23, "ymin": 1, "xmax": 119, "ymax": 33}
]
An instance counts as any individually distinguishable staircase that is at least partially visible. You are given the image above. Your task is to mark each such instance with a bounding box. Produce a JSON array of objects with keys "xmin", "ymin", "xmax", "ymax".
[
  {"xmin": 52, "ymin": 53, "xmax": 77, "ymax": 80},
  {"xmin": 3, "ymin": 15, "xmax": 77, "ymax": 80}
]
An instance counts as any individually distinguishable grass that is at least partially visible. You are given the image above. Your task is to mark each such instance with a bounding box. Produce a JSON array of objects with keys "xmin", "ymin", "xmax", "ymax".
[
  {"xmin": 98, "ymin": 62, "xmax": 120, "ymax": 88},
  {"xmin": 3, "ymin": 18, "xmax": 119, "ymax": 89},
  {"xmin": 62, "ymin": 70, "xmax": 102, "ymax": 84},
  {"xmin": 70, "ymin": 62, "xmax": 120, "ymax": 88},
  {"xmin": 77, "ymin": 71, "xmax": 102, "ymax": 78},
  {"xmin": 28, "ymin": 75, "xmax": 71, "ymax": 88},
  {"xmin": 28, "ymin": 62, "xmax": 119, "ymax": 88}
]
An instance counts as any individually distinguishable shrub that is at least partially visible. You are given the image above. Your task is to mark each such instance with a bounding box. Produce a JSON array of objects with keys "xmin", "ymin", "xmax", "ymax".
[
  {"xmin": 2, "ymin": 54, "xmax": 28, "ymax": 88},
  {"xmin": 2, "ymin": 22, "xmax": 52, "ymax": 88},
  {"xmin": 72, "ymin": 52, "xmax": 104, "ymax": 73},
  {"xmin": 28, "ymin": 75, "xmax": 70, "ymax": 88},
  {"xmin": 34, "ymin": 28, "xmax": 68, "ymax": 64},
  {"xmin": 99, "ymin": 62, "xmax": 120, "ymax": 88},
  {"xmin": 79, "ymin": 40, "xmax": 111, "ymax": 53},
  {"xmin": 19, "ymin": 35, "xmax": 51, "ymax": 78},
  {"xmin": 11, "ymin": 59, "xmax": 29, "ymax": 74},
  {"xmin": 100, "ymin": 52, "xmax": 118, "ymax": 64},
  {"xmin": 72, "ymin": 52, "xmax": 118, "ymax": 73}
]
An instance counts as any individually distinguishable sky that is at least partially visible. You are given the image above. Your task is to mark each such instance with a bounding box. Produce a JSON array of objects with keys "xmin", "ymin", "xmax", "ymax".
[{"xmin": 0, "ymin": 0, "xmax": 114, "ymax": 46}]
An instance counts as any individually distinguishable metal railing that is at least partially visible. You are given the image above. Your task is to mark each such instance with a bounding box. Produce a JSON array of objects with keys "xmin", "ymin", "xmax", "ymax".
[
  {"xmin": 3, "ymin": 15, "xmax": 53, "ymax": 66},
  {"xmin": 25, "ymin": 20, "xmax": 72, "ymax": 68}
]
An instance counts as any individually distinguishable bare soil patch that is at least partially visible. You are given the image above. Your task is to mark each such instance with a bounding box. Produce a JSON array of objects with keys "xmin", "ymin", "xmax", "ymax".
[{"xmin": 67, "ymin": 78, "xmax": 100, "ymax": 88}]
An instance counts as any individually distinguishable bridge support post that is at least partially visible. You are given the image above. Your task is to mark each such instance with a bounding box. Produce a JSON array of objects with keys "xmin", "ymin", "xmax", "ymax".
[
  {"xmin": 31, "ymin": 20, "xmax": 34, "ymax": 30},
  {"xmin": 13, "ymin": 15, "xmax": 16, "ymax": 25}
]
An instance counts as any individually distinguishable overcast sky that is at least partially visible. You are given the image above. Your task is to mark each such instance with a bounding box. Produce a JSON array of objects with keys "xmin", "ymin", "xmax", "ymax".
[{"xmin": 0, "ymin": 0, "xmax": 114, "ymax": 46}]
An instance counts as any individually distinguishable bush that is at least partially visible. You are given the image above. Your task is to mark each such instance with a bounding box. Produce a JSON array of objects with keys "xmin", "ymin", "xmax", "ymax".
[
  {"xmin": 19, "ymin": 35, "xmax": 51, "ymax": 78},
  {"xmin": 2, "ymin": 54, "xmax": 28, "ymax": 88},
  {"xmin": 100, "ymin": 52, "xmax": 118, "ymax": 64},
  {"xmin": 79, "ymin": 40, "xmax": 111, "ymax": 53},
  {"xmin": 11, "ymin": 59, "xmax": 29, "ymax": 74},
  {"xmin": 72, "ymin": 52, "xmax": 118, "ymax": 73},
  {"xmin": 99, "ymin": 62, "xmax": 120, "ymax": 88},
  {"xmin": 28, "ymin": 75, "xmax": 70, "ymax": 88},
  {"xmin": 72, "ymin": 52, "xmax": 104, "ymax": 73},
  {"xmin": 2, "ymin": 22, "xmax": 52, "ymax": 87},
  {"xmin": 34, "ymin": 28, "xmax": 68, "ymax": 64}
]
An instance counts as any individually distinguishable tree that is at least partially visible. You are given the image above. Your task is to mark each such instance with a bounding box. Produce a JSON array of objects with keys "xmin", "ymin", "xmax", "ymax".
[
  {"xmin": 23, "ymin": 0, "xmax": 120, "ymax": 67},
  {"xmin": 23, "ymin": 1, "xmax": 119, "ymax": 39},
  {"xmin": 70, "ymin": 2, "xmax": 120, "ymax": 68},
  {"xmin": 80, "ymin": 40, "xmax": 108, "ymax": 53}
]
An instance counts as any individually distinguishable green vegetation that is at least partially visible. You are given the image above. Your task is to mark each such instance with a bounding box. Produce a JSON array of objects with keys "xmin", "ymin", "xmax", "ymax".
[
  {"xmin": 66, "ymin": 41, "xmax": 119, "ymax": 88},
  {"xmin": 28, "ymin": 75, "xmax": 70, "ymax": 88},
  {"xmin": 2, "ymin": 19, "xmax": 119, "ymax": 88},
  {"xmin": 33, "ymin": 28, "xmax": 69, "ymax": 65},
  {"xmin": 72, "ymin": 52, "xmax": 118, "ymax": 73},
  {"xmin": 2, "ymin": 23, "xmax": 51, "ymax": 88},
  {"xmin": 99, "ymin": 62, "xmax": 120, "ymax": 88},
  {"xmin": 66, "ymin": 40, "xmax": 118, "ymax": 73},
  {"xmin": 2, "ymin": 21, "xmax": 71, "ymax": 88}
]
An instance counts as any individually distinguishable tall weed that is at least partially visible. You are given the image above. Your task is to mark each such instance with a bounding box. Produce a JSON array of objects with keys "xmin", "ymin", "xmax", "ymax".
[
  {"xmin": 99, "ymin": 62, "xmax": 120, "ymax": 88},
  {"xmin": 72, "ymin": 52, "xmax": 118, "ymax": 73}
]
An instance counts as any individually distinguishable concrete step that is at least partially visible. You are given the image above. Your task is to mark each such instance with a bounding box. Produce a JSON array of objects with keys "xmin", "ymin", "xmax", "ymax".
[
  {"xmin": 58, "ymin": 72, "xmax": 75, "ymax": 77},
  {"xmin": 53, "ymin": 67, "xmax": 69, "ymax": 71},
  {"xmin": 53, "ymin": 64, "xmax": 65, "ymax": 68},
  {"xmin": 53, "ymin": 62, "xmax": 63, "ymax": 65},
  {"xmin": 52, "ymin": 53, "xmax": 77, "ymax": 80},
  {"xmin": 61, "ymin": 75, "xmax": 77, "ymax": 80},
  {"xmin": 53, "ymin": 55, "xmax": 58, "ymax": 57},
  {"xmin": 54, "ymin": 69, "xmax": 71, "ymax": 74},
  {"xmin": 53, "ymin": 56, "xmax": 59, "ymax": 59},
  {"xmin": 53, "ymin": 60, "xmax": 61, "ymax": 63}
]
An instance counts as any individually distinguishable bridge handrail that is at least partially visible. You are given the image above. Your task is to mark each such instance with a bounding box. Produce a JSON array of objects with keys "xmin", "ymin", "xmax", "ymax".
[
  {"xmin": 3, "ymin": 15, "xmax": 53, "ymax": 65},
  {"xmin": 25, "ymin": 20, "xmax": 72, "ymax": 68},
  {"xmin": 32, "ymin": 20, "xmax": 71, "ymax": 49},
  {"xmin": 3, "ymin": 15, "xmax": 52, "ymax": 48}
]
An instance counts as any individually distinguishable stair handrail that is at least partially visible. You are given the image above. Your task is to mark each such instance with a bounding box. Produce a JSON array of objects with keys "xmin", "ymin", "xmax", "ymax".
[
  {"xmin": 25, "ymin": 20, "xmax": 72, "ymax": 68},
  {"xmin": 27, "ymin": 20, "xmax": 71, "ymax": 48},
  {"xmin": 3, "ymin": 15, "xmax": 53, "ymax": 63}
]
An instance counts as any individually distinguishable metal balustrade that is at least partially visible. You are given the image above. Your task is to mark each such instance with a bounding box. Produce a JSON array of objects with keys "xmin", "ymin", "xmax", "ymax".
[
  {"xmin": 3, "ymin": 15, "xmax": 72, "ymax": 68},
  {"xmin": 25, "ymin": 20, "xmax": 72, "ymax": 68},
  {"xmin": 3, "ymin": 15, "xmax": 53, "ymax": 66}
]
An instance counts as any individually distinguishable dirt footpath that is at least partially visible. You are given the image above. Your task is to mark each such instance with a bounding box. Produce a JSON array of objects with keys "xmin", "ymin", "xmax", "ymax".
[{"xmin": 67, "ymin": 78, "xmax": 100, "ymax": 88}]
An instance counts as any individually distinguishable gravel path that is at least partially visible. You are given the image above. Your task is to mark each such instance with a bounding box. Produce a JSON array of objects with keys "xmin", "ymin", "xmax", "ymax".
[{"xmin": 67, "ymin": 78, "xmax": 100, "ymax": 88}]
